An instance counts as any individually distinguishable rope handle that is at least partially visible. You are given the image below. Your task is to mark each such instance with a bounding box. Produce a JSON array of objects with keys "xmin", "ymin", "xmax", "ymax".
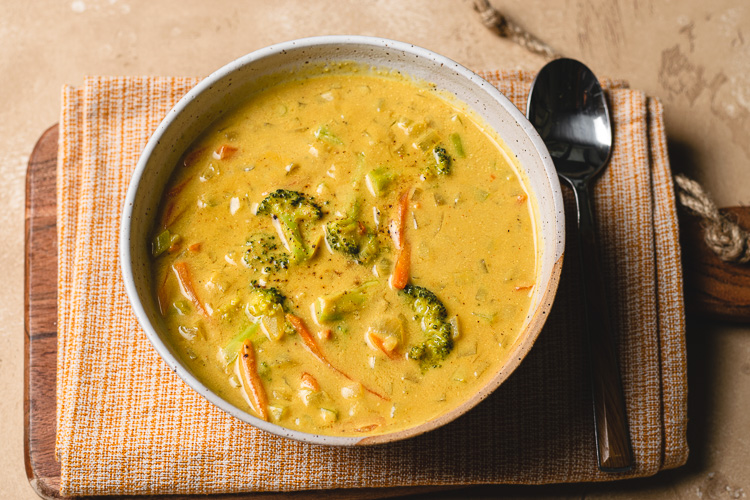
[
  {"xmin": 674, "ymin": 174, "xmax": 750, "ymax": 264},
  {"xmin": 474, "ymin": 1, "xmax": 749, "ymax": 265}
]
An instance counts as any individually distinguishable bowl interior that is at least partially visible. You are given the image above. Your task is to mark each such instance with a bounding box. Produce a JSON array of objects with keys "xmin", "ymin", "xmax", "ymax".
[{"xmin": 121, "ymin": 36, "xmax": 564, "ymax": 446}]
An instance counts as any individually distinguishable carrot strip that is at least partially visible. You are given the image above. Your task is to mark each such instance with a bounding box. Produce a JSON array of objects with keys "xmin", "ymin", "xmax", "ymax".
[
  {"xmin": 353, "ymin": 424, "xmax": 380, "ymax": 433},
  {"xmin": 157, "ymin": 270, "xmax": 169, "ymax": 316},
  {"xmin": 213, "ymin": 144, "xmax": 238, "ymax": 160},
  {"xmin": 388, "ymin": 190, "xmax": 411, "ymax": 289},
  {"xmin": 160, "ymin": 201, "xmax": 188, "ymax": 230},
  {"xmin": 238, "ymin": 339, "xmax": 269, "ymax": 421},
  {"xmin": 167, "ymin": 176, "xmax": 192, "ymax": 199},
  {"xmin": 391, "ymin": 242, "xmax": 411, "ymax": 290},
  {"xmin": 286, "ymin": 314, "xmax": 389, "ymax": 401},
  {"xmin": 366, "ymin": 332, "xmax": 399, "ymax": 360},
  {"xmin": 172, "ymin": 261, "xmax": 208, "ymax": 317},
  {"xmin": 286, "ymin": 313, "xmax": 328, "ymax": 365},
  {"xmin": 182, "ymin": 148, "xmax": 205, "ymax": 168},
  {"xmin": 300, "ymin": 372, "xmax": 320, "ymax": 392}
]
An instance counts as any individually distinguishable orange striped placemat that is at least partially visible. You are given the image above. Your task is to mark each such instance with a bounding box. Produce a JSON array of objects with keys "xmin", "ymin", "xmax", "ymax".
[{"xmin": 55, "ymin": 72, "xmax": 687, "ymax": 495}]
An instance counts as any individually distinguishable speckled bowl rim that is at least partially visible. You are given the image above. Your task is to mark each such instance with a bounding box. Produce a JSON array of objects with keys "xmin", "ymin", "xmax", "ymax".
[{"xmin": 121, "ymin": 35, "xmax": 565, "ymax": 446}]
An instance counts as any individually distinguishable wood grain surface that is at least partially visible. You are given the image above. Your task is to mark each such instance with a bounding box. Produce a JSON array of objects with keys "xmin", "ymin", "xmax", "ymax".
[
  {"xmin": 22, "ymin": 125, "xmax": 455, "ymax": 500},
  {"xmin": 24, "ymin": 125, "xmax": 750, "ymax": 498},
  {"xmin": 680, "ymin": 208, "xmax": 750, "ymax": 322}
]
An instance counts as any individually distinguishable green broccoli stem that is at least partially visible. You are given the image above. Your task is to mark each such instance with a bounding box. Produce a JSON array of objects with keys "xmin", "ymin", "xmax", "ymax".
[
  {"xmin": 274, "ymin": 213, "xmax": 307, "ymax": 263},
  {"xmin": 221, "ymin": 322, "xmax": 260, "ymax": 364}
]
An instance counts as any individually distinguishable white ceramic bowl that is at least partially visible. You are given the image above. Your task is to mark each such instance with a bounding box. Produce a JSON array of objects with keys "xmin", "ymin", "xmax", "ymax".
[{"xmin": 121, "ymin": 36, "xmax": 565, "ymax": 446}]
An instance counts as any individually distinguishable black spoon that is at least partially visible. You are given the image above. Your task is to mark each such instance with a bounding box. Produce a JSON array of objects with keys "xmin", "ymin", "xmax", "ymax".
[{"xmin": 527, "ymin": 58, "xmax": 633, "ymax": 472}]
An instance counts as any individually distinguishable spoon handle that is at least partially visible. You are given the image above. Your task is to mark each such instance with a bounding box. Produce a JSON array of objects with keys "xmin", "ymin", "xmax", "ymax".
[{"xmin": 572, "ymin": 181, "xmax": 634, "ymax": 472}]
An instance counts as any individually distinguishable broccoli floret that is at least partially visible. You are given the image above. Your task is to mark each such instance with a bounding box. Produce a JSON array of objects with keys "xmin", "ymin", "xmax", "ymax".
[
  {"xmin": 256, "ymin": 189, "xmax": 323, "ymax": 264},
  {"xmin": 246, "ymin": 281, "xmax": 286, "ymax": 317},
  {"xmin": 432, "ymin": 145, "xmax": 452, "ymax": 175},
  {"xmin": 400, "ymin": 284, "xmax": 454, "ymax": 369},
  {"xmin": 324, "ymin": 200, "xmax": 379, "ymax": 265},
  {"xmin": 242, "ymin": 233, "xmax": 289, "ymax": 274},
  {"xmin": 315, "ymin": 280, "xmax": 379, "ymax": 323},
  {"xmin": 246, "ymin": 281, "xmax": 289, "ymax": 342}
]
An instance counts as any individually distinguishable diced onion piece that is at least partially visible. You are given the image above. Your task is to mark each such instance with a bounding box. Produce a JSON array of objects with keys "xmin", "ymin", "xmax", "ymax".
[
  {"xmin": 449, "ymin": 315, "xmax": 460, "ymax": 339},
  {"xmin": 341, "ymin": 383, "xmax": 363, "ymax": 399},
  {"xmin": 259, "ymin": 313, "xmax": 284, "ymax": 342},
  {"xmin": 268, "ymin": 405, "xmax": 286, "ymax": 421}
]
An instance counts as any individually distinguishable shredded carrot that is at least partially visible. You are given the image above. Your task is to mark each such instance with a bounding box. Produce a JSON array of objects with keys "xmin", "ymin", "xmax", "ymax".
[
  {"xmin": 300, "ymin": 372, "xmax": 320, "ymax": 392},
  {"xmin": 172, "ymin": 261, "xmax": 208, "ymax": 317},
  {"xmin": 318, "ymin": 328, "xmax": 332, "ymax": 341},
  {"xmin": 182, "ymin": 148, "xmax": 205, "ymax": 168},
  {"xmin": 168, "ymin": 241, "xmax": 180, "ymax": 253},
  {"xmin": 213, "ymin": 144, "xmax": 238, "ymax": 160},
  {"xmin": 166, "ymin": 176, "xmax": 192, "ymax": 199},
  {"xmin": 391, "ymin": 242, "xmax": 411, "ymax": 290},
  {"xmin": 388, "ymin": 189, "xmax": 412, "ymax": 289},
  {"xmin": 395, "ymin": 190, "xmax": 409, "ymax": 249},
  {"xmin": 157, "ymin": 270, "xmax": 169, "ymax": 316},
  {"xmin": 517, "ymin": 193, "xmax": 527, "ymax": 203},
  {"xmin": 366, "ymin": 331, "xmax": 399, "ymax": 360},
  {"xmin": 188, "ymin": 242, "xmax": 202, "ymax": 252},
  {"xmin": 160, "ymin": 201, "xmax": 175, "ymax": 230},
  {"xmin": 286, "ymin": 313, "xmax": 389, "ymax": 401},
  {"xmin": 161, "ymin": 201, "xmax": 187, "ymax": 230},
  {"xmin": 286, "ymin": 313, "xmax": 328, "ymax": 365},
  {"xmin": 238, "ymin": 339, "xmax": 269, "ymax": 421},
  {"xmin": 353, "ymin": 424, "xmax": 380, "ymax": 433},
  {"xmin": 515, "ymin": 284, "xmax": 534, "ymax": 291}
]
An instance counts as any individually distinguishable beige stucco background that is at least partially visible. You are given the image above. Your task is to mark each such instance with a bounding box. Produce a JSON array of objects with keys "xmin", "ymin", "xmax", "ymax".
[{"xmin": 2, "ymin": 0, "xmax": 749, "ymax": 498}]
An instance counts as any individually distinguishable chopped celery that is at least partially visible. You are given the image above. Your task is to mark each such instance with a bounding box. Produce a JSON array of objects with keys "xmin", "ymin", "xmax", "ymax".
[
  {"xmin": 172, "ymin": 300, "xmax": 191, "ymax": 315},
  {"xmin": 316, "ymin": 281, "xmax": 379, "ymax": 323},
  {"xmin": 472, "ymin": 311, "xmax": 497, "ymax": 324},
  {"xmin": 220, "ymin": 322, "xmax": 260, "ymax": 364},
  {"xmin": 414, "ymin": 130, "xmax": 439, "ymax": 151},
  {"xmin": 450, "ymin": 133, "xmax": 465, "ymax": 158},
  {"xmin": 314, "ymin": 124, "xmax": 343, "ymax": 146},
  {"xmin": 365, "ymin": 167, "xmax": 395, "ymax": 197},
  {"xmin": 151, "ymin": 229, "xmax": 171, "ymax": 257},
  {"xmin": 474, "ymin": 189, "xmax": 490, "ymax": 202},
  {"xmin": 319, "ymin": 407, "xmax": 338, "ymax": 423}
]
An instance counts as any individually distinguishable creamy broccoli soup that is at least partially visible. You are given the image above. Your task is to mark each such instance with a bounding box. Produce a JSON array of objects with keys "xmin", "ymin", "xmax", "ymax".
[{"xmin": 151, "ymin": 67, "xmax": 537, "ymax": 436}]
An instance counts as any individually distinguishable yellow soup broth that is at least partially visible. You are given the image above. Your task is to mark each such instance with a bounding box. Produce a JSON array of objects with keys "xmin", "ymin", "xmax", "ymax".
[{"xmin": 151, "ymin": 69, "xmax": 537, "ymax": 436}]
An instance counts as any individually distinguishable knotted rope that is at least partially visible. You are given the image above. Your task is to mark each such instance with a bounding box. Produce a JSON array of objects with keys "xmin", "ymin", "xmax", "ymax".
[
  {"xmin": 474, "ymin": 1, "xmax": 749, "ymax": 265},
  {"xmin": 674, "ymin": 174, "xmax": 750, "ymax": 264},
  {"xmin": 473, "ymin": 0, "xmax": 560, "ymax": 60}
]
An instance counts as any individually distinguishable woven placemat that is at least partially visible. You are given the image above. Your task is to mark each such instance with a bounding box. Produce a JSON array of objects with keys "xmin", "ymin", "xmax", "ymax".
[{"xmin": 55, "ymin": 71, "xmax": 687, "ymax": 496}]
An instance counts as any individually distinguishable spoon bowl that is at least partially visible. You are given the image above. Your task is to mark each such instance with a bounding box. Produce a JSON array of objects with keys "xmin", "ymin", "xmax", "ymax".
[{"xmin": 527, "ymin": 58, "xmax": 612, "ymax": 185}]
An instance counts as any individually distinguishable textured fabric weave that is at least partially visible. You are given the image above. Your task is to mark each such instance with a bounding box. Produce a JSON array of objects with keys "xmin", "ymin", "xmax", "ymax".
[{"xmin": 56, "ymin": 72, "xmax": 688, "ymax": 496}]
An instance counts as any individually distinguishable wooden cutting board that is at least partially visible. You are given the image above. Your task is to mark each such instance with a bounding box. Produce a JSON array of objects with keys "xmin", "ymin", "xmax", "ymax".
[{"xmin": 24, "ymin": 124, "xmax": 750, "ymax": 499}]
